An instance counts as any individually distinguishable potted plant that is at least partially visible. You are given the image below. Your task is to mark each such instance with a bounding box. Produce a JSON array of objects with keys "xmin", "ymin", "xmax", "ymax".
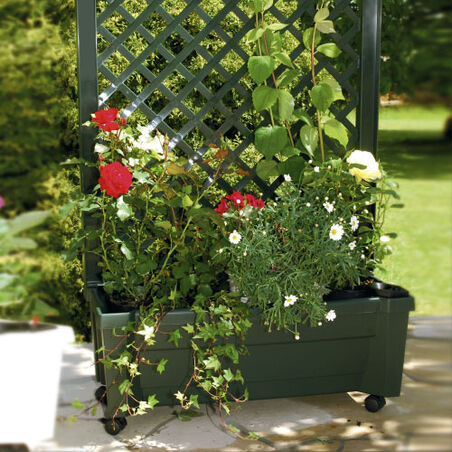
[
  {"xmin": 69, "ymin": 0, "xmax": 414, "ymax": 436},
  {"xmin": 0, "ymin": 201, "xmax": 66, "ymax": 448}
]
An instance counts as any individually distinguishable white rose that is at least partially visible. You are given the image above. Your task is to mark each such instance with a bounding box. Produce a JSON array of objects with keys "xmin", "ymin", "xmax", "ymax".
[
  {"xmin": 346, "ymin": 150, "xmax": 382, "ymax": 182},
  {"xmin": 134, "ymin": 125, "xmax": 165, "ymax": 158}
]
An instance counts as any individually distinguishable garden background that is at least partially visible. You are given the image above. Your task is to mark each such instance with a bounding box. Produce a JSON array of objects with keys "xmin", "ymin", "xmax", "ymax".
[{"xmin": 0, "ymin": 0, "xmax": 450, "ymax": 340}]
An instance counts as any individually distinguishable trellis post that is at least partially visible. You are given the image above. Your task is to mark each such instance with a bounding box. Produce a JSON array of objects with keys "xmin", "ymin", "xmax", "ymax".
[
  {"xmin": 76, "ymin": 0, "xmax": 102, "ymax": 287},
  {"xmin": 358, "ymin": 0, "xmax": 382, "ymax": 156}
]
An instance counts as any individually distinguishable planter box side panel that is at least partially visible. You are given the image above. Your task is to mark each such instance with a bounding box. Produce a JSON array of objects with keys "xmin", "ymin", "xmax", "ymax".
[{"xmin": 360, "ymin": 309, "xmax": 411, "ymax": 397}]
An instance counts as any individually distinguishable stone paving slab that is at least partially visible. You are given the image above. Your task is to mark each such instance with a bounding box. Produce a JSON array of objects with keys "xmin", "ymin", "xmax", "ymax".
[{"xmin": 14, "ymin": 317, "xmax": 452, "ymax": 451}]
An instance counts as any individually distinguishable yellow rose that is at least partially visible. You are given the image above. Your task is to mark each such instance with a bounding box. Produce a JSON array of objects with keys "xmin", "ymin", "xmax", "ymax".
[{"xmin": 346, "ymin": 150, "xmax": 382, "ymax": 181}]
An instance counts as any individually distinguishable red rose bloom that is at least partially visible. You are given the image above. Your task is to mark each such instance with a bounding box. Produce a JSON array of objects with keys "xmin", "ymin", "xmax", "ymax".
[
  {"xmin": 226, "ymin": 191, "xmax": 245, "ymax": 209},
  {"xmin": 255, "ymin": 198, "xmax": 265, "ymax": 209},
  {"xmin": 214, "ymin": 198, "xmax": 229, "ymax": 215},
  {"xmin": 92, "ymin": 108, "xmax": 120, "ymax": 132},
  {"xmin": 98, "ymin": 162, "xmax": 133, "ymax": 198}
]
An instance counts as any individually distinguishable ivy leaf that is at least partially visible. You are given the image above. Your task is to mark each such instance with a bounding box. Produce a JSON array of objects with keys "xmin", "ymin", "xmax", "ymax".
[
  {"xmin": 317, "ymin": 43, "xmax": 342, "ymax": 58},
  {"xmin": 117, "ymin": 196, "xmax": 132, "ymax": 221},
  {"xmin": 203, "ymin": 355, "xmax": 221, "ymax": 371},
  {"xmin": 71, "ymin": 398, "xmax": 85, "ymax": 410},
  {"xmin": 245, "ymin": 28, "xmax": 265, "ymax": 42},
  {"xmin": 67, "ymin": 416, "xmax": 77, "ymax": 425},
  {"xmin": 293, "ymin": 108, "xmax": 314, "ymax": 126},
  {"xmin": 157, "ymin": 358, "xmax": 168, "ymax": 374},
  {"xmin": 314, "ymin": 7, "xmax": 330, "ymax": 22},
  {"xmin": 147, "ymin": 394, "xmax": 159, "ymax": 409},
  {"xmin": 255, "ymin": 125, "xmax": 288, "ymax": 159},
  {"xmin": 90, "ymin": 406, "xmax": 97, "ymax": 417},
  {"xmin": 189, "ymin": 394, "xmax": 200, "ymax": 409},
  {"xmin": 252, "ymin": 86, "xmax": 278, "ymax": 111},
  {"xmin": 277, "ymin": 69, "xmax": 299, "ymax": 88},
  {"xmin": 273, "ymin": 52, "xmax": 293, "ymax": 68},
  {"xmin": 302, "ymin": 27, "xmax": 321, "ymax": 49},
  {"xmin": 317, "ymin": 20, "xmax": 335, "ymax": 34},
  {"xmin": 256, "ymin": 159, "xmax": 279, "ymax": 180},
  {"xmin": 311, "ymin": 83, "xmax": 335, "ymax": 111},
  {"xmin": 278, "ymin": 90, "xmax": 295, "ymax": 122},
  {"xmin": 248, "ymin": 55, "xmax": 275, "ymax": 83},
  {"xmin": 324, "ymin": 119, "xmax": 349, "ymax": 147},
  {"xmin": 223, "ymin": 368, "xmax": 234, "ymax": 382},
  {"xmin": 118, "ymin": 379, "xmax": 132, "ymax": 395},
  {"xmin": 169, "ymin": 329, "xmax": 182, "ymax": 347},
  {"xmin": 299, "ymin": 124, "xmax": 319, "ymax": 157},
  {"xmin": 182, "ymin": 323, "xmax": 194, "ymax": 334}
]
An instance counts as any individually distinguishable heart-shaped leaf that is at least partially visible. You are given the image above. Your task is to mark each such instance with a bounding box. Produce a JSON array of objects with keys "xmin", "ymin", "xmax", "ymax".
[
  {"xmin": 302, "ymin": 27, "xmax": 321, "ymax": 49},
  {"xmin": 248, "ymin": 56, "xmax": 275, "ymax": 83},
  {"xmin": 324, "ymin": 119, "xmax": 349, "ymax": 147},
  {"xmin": 255, "ymin": 126, "xmax": 288, "ymax": 159},
  {"xmin": 317, "ymin": 43, "xmax": 341, "ymax": 58},
  {"xmin": 317, "ymin": 20, "xmax": 335, "ymax": 34},
  {"xmin": 278, "ymin": 90, "xmax": 295, "ymax": 122},
  {"xmin": 311, "ymin": 83, "xmax": 335, "ymax": 111},
  {"xmin": 256, "ymin": 159, "xmax": 279, "ymax": 180},
  {"xmin": 252, "ymin": 85, "xmax": 278, "ymax": 111},
  {"xmin": 299, "ymin": 124, "xmax": 318, "ymax": 157}
]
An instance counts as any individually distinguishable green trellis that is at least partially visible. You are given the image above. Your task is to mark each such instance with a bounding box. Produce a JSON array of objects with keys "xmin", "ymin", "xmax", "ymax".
[{"xmin": 76, "ymin": 0, "xmax": 382, "ymax": 285}]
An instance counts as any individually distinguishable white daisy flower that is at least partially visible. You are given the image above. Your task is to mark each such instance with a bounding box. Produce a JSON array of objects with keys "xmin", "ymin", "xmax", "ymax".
[
  {"xmin": 284, "ymin": 174, "xmax": 292, "ymax": 182},
  {"xmin": 229, "ymin": 230, "xmax": 242, "ymax": 244},
  {"xmin": 329, "ymin": 224, "xmax": 344, "ymax": 241},
  {"xmin": 306, "ymin": 202, "xmax": 311, "ymax": 207},
  {"xmin": 348, "ymin": 241, "xmax": 356, "ymax": 250},
  {"xmin": 350, "ymin": 215, "xmax": 359, "ymax": 231},
  {"xmin": 314, "ymin": 166, "xmax": 320, "ymax": 173},
  {"xmin": 380, "ymin": 235, "xmax": 390, "ymax": 243},
  {"xmin": 284, "ymin": 295, "xmax": 298, "ymax": 307},
  {"xmin": 325, "ymin": 310, "xmax": 336, "ymax": 322},
  {"xmin": 323, "ymin": 201, "xmax": 334, "ymax": 213}
]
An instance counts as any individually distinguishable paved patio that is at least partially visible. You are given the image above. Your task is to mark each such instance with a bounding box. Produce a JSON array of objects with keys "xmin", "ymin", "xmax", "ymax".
[{"xmin": 13, "ymin": 316, "xmax": 452, "ymax": 451}]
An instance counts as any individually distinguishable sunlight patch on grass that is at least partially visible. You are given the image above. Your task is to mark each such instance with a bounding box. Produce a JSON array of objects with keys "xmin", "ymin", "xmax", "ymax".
[{"xmin": 375, "ymin": 105, "xmax": 452, "ymax": 316}]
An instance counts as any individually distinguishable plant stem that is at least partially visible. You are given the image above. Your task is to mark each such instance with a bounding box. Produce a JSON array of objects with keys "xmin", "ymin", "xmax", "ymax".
[{"xmin": 310, "ymin": 22, "xmax": 325, "ymax": 162}]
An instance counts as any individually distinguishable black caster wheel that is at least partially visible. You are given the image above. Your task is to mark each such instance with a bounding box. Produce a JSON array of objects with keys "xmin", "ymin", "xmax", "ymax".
[
  {"xmin": 94, "ymin": 385, "xmax": 107, "ymax": 404},
  {"xmin": 364, "ymin": 394, "xmax": 386, "ymax": 412},
  {"xmin": 102, "ymin": 417, "xmax": 127, "ymax": 435}
]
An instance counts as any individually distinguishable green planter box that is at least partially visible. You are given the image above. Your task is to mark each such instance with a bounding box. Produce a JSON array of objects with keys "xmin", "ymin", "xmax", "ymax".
[{"xmin": 88, "ymin": 288, "xmax": 414, "ymax": 421}]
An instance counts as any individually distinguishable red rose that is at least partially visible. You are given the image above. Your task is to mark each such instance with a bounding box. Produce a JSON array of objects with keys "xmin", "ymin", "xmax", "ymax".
[
  {"xmin": 255, "ymin": 198, "xmax": 265, "ymax": 209},
  {"xmin": 98, "ymin": 162, "xmax": 133, "ymax": 198},
  {"xmin": 92, "ymin": 108, "xmax": 120, "ymax": 132},
  {"xmin": 214, "ymin": 198, "xmax": 229, "ymax": 215},
  {"xmin": 226, "ymin": 191, "xmax": 245, "ymax": 209}
]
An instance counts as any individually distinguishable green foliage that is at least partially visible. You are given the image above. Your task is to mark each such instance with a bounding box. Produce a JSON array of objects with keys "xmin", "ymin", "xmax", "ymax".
[
  {"xmin": 0, "ymin": 0, "xmax": 78, "ymax": 211},
  {"xmin": 217, "ymin": 161, "xmax": 396, "ymax": 333}
]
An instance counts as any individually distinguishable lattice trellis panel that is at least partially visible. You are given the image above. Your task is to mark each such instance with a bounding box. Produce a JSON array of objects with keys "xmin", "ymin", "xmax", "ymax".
[{"xmin": 77, "ymin": 0, "xmax": 381, "ymax": 202}]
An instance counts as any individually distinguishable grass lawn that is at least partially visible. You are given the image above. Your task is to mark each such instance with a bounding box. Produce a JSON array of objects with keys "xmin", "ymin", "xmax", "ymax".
[{"xmin": 375, "ymin": 105, "xmax": 452, "ymax": 315}]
